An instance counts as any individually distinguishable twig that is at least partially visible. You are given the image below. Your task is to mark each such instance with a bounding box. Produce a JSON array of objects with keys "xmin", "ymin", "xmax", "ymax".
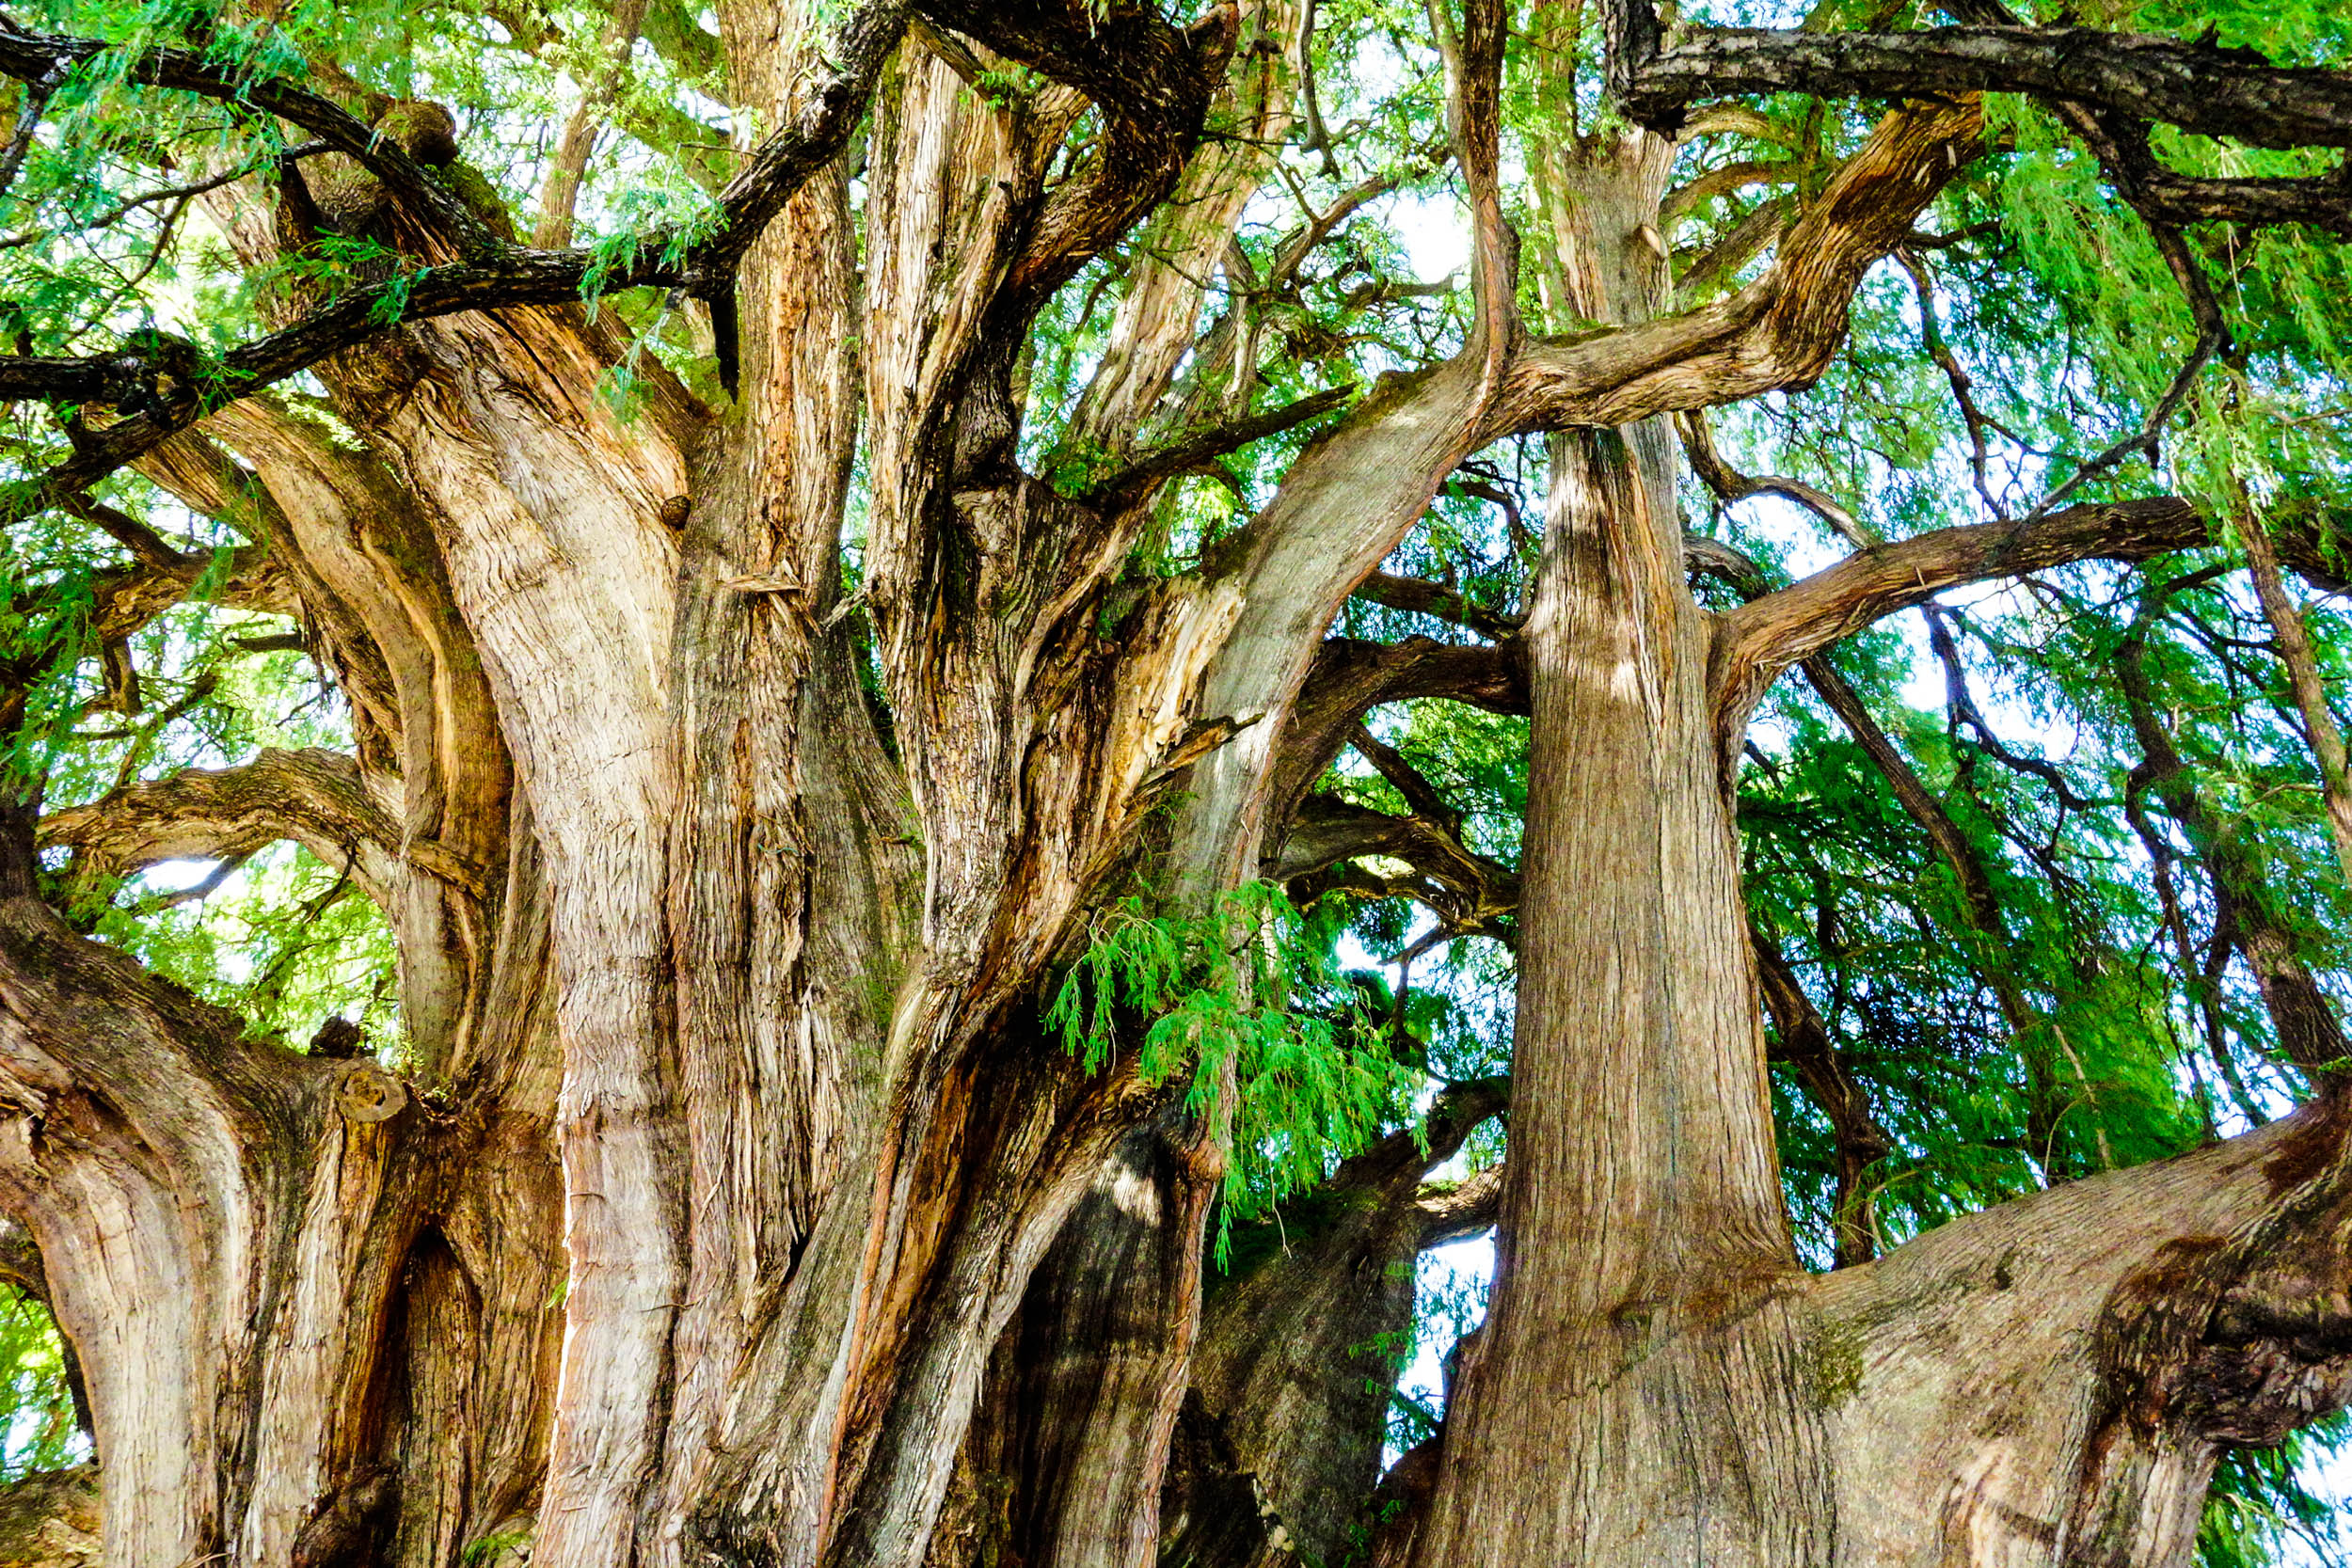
[
  {"xmin": 140, "ymin": 850, "xmax": 251, "ymax": 911},
  {"xmin": 1896, "ymin": 246, "xmax": 2008, "ymax": 520},
  {"xmin": 2012, "ymin": 225, "xmax": 2226, "ymax": 529},
  {"xmin": 0, "ymin": 64, "xmax": 58, "ymax": 207},
  {"xmin": 1677, "ymin": 409, "xmax": 1876, "ymax": 547},
  {"xmin": 0, "ymin": 142, "xmax": 327, "ymax": 251}
]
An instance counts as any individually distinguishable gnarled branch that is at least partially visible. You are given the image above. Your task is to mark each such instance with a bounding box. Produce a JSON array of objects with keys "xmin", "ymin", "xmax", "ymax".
[
  {"xmin": 1350, "ymin": 572, "xmax": 1518, "ymax": 641},
  {"xmin": 1707, "ymin": 496, "xmax": 2348, "ymax": 733},
  {"xmin": 1274, "ymin": 636, "xmax": 1526, "ymax": 824},
  {"xmin": 1417, "ymin": 1162, "xmax": 1502, "ymax": 1250},
  {"xmin": 40, "ymin": 749, "xmax": 400, "ymax": 901},
  {"xmin": 0, "ymin": 17, "xmax": 492, "ymax": 247},
  {"xmin": 1495, "ymin": 95, "xmax": 1986, "ymax": 433},
  {"xmin": 1267, "ymin": 793, "xmax": 1518, "ymax": 942},
  {"xmin": 0, "ymin": 2, "xmax": 907, "ymax": 509},
  {"xmin": 1623, "ymin": 24, "xmax": 2352, "ymax": 154}
]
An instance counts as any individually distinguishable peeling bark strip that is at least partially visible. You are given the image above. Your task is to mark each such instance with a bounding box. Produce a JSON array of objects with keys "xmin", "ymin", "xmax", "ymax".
[{"xmin": 3, "ymin": 2, "xmax": 2352, "ymax": 1566}]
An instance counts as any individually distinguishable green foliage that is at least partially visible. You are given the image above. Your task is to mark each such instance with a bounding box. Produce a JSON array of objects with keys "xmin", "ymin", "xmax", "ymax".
[
  {"xmin": 461, "ymin": 1528, "xmax": 533, "ymax": 1565},
  {"xmin": 96, "ymin": 842, "xmax": 402, "ymax": 1053},
  {"xmin": 1050, "ymin": 881, "xmax": 1419, "ymax": 1247},
  {"xmin": 2201, "ymin": 1425, "xmax": 2351, "ymax": 1568},
  {"xmin": 1, "ymin": 0, "xmax": 2350, "ymax": 1553},
  {"xmin": 581, "ymin": 182, "xmax": 722, "ymax": 311},
  {"xmin": 0, "ymin": 1288, "xmax": 83, "ymax": 1479},
  {"xmin": 971, "ymin": 62, "xmax": 1045, "ymax": 113}
]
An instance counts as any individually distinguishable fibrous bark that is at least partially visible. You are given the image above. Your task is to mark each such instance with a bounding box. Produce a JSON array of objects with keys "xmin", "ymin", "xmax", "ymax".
[{"xmin": 5, "ymin": 7, "xmax": 2352, "ymax": 1568}]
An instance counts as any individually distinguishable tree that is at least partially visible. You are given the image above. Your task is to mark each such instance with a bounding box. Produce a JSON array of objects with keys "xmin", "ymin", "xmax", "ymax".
[{"xmin": 2, "ymin": 0, "xmax": 2352, "ymax": 1562}]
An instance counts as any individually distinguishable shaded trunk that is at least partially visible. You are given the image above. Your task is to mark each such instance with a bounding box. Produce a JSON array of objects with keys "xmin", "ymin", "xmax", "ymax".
[
  {"xmin": 1412, "ymin": 415, "xmax": 1827, "ymax": 1566},
  {"xmin": 930, "ymin": 1121, "xmax": 1216, "ymax": 1568},
  {"xmin": 1159, "ymin": 1081, "xmax": 1505, "ymax": 1568}
]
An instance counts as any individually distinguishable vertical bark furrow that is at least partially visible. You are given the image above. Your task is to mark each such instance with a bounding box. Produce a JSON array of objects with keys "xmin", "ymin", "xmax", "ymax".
[{"xmin": 1414, "ymin": 135, "xmax": 1832, "ymax": 1568}]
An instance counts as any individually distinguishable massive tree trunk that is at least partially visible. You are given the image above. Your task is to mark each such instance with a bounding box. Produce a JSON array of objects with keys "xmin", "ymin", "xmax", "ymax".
[
  {"xmin": 1407, "ymin": 130, "xmax": 1837, "ymax": 1566},
  {"xmin": 2, "ymin": 4, "xmax": 2351, "ymax": 1567},
  {"xmin": 1405, "ymin": 124, "xmax": 2352, "ymax": 1568},
  {"xmin": 1, "ymin": 776, "xmax": 563, "ymax": 1568}
]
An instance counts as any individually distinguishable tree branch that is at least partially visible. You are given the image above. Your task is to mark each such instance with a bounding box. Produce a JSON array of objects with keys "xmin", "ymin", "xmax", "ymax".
[
  {"xmin": 1265, "ymin": 793, "xmax": 1518, "ymax": 942},
  {"xmin": 1674, "ymin": 191, "xmax": 1795, "ymax": 302},
  {"xmin": 1427, "ymin": 0, "xmax": 1513, "ymax": 335},
  {"xmin": 61, "ymin": 496, "xmax": 180, "ymax": 569},
  {"xmin": 39, "ymin": 749, "xmax": 400, "ymax": 901},
  {"xmin": 0, "ymin": 16, "xmax": 493, "ymax": 249},
  {"xmin": 1417, "ymin": 1163, "xmax": 1503, "ymax": 1249},
  {"xmin": 81, "ymin": 545, "xmax": 297, "ymax": 643},
  {"xmin": 914, "ymin": 1, "xmax": 1220, "ymax": 139},
  {"xmin": 1707, "ymin": 496, "xmax": 2350, "ymax": 732},
  {"xmin": 694, "ymin": 1, "xmax": 909, "ymax": 277},
  {"xmin": 1753, "ymin": 921, "xmax": 1892, "ymax": 1268},
  {"xmin": 1677, "ymin": 409, "xmax": 1873, "ymax": 547},
  {"xmin": 532, "ymin": 0, "xmax": 653, "ymax": 250},
  {"xmin": 1600, "ymin": 0, "xmax": 1666, "ymax": 107},
  {"xmin": 1089, "ymin": 384, "xmax": 1355, "ymax": 513},
  {"xmin": 1347, "ymin": 723, "xmax": 1460, "ymax": 827},
  {"xmin": 1349, "ymin": 572, "xmax": 1518, "ymax": 641},
  {"xmin": 0, "ymin": 143, "xmax": 332, "ymax": 252},
  {"xmin": 914, "ymin": 1, "xmax": 1232, "ymax": 309},
  {"xmin": 0, "ymin": 58, "xmax": 58, "ymax": 203},
  {"xmin": 2118, "ymin": 599, "xmax": 2350, "ymax": 1083},
  {"xmin": 0, "ymin": 1, "xmax": 906, "ymax": 500},
  {"xmin": 1662, "ymin": 158, "xmax": 1792, "ymax": 224},
  {"xmin": 2239, "ymin": 499, "xmax": 2352, "ymax": 888},
  {"xmin": 1272, "ymin": 636, "xmax": 1526, "ymax": 825},
  {"xmin": 1495, "ymin": 94, "xmax": 1986, "ymax": 432},
  {"xmin": 1622, "ymin": 24, "xmax": 2352, "ymax": 153},
  {"xmin": 2015, "ymin": 222, "xmax": 2227, "ymax": 524}
]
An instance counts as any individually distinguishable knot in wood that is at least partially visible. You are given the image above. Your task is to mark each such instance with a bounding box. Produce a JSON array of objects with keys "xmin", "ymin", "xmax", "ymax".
[{"xmin": 334, "ymin": 1062, "xmax": 408, "ymax": 1125}]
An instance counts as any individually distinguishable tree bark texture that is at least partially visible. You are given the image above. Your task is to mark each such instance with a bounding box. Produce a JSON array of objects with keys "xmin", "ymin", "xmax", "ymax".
[
  {"xmin": 3, "ymin": 8, "xmax": 2352, "ymax": 1568},
  {"xmin": 1407, "ymin": 130, "xmax": 1837, "ymax": 1568},
  {"xmin": 1403, "ymin": 124, "xmax": 2352, "ymax": 1568}
]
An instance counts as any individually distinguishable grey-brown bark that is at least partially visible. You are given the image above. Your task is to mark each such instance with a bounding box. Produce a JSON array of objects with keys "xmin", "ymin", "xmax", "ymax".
[
  {"xmin": 1812, "ymin": 1096, "xmax": 2352, "ymax": 1565},
  {"xmin": 0, "ymin": 1465, "xmax": 97, "ymax": 1568},
  {"xmin": 928, "ymin": 1120, "xmax": 1217, "ymax": 1568},
  {"xmin": 1397, "ymin": 112, "xmax": 2352, "ymax": 1568},
  {"xmin": 1161, "ymin": 1078, "xmax": 1505, "ymax": 1568},
  {"xmin": 0, "ymin": 785, "xmax": 562, "ymax": 1566},
  {"xmin": 1409, "ymin": 135, "xmax": 1834, "ymax": 1564}
]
